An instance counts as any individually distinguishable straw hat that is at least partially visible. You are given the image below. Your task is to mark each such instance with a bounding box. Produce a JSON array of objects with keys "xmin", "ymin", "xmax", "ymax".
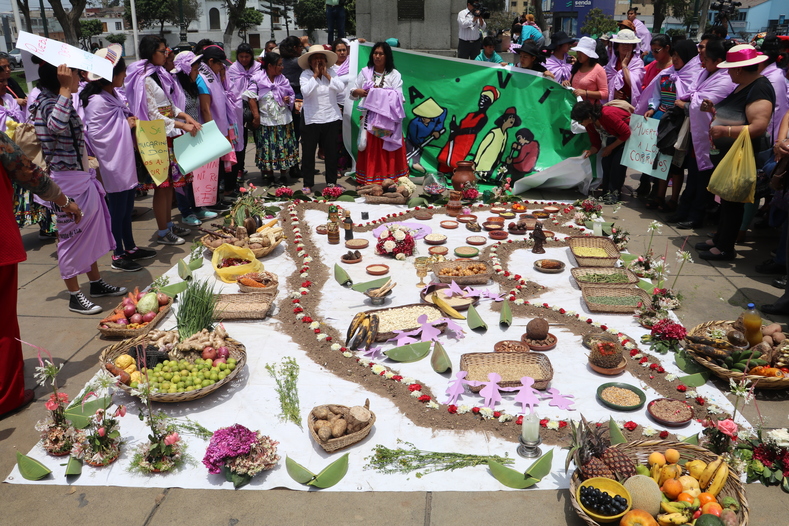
[
  {"xmin": 570, "ymin": 37, "xmax": 599, "ymax": 59},
  {"xmin": 412, "ymin": 98, "xmax": 444, "ymax": 119},
  {"xmin": 298, "ymin": 44, "xmax": 338, "ymax": 69},
  {"xmin": 87, "ymin": 44, "xmax": 123, "ymax": 81},
  {"xmin": 617, "ymin": 19, "xmax": 635, "ymax": 31},
  {"xmin": 610, "ymin": 29, "xmax": 641, "ymax": 44},
  {"xmin": 717, "ymin": 44, "xmax": 769, "ymax": 68}
]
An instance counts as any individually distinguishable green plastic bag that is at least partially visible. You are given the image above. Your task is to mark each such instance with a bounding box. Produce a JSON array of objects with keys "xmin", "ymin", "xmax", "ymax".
[{"xmin": 707, "ymin": 126, "xmax": 756, "ymax": 203}]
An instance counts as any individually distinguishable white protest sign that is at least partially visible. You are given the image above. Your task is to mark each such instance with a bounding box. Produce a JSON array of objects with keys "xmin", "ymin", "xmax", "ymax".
[
  {"xmin": 621, "ymin": 116, "xmax": 672, "ymax": 180},
  {"xmin": 15, "ymin": 31, "xmax": 112, "ymax": 81},
  {"xmin": 192, "ymin": 160, "xmax": 220, "ymax": 207}
]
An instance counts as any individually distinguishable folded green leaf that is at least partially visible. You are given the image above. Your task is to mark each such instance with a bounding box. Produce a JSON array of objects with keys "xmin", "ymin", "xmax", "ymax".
[
  {"xmin": 336, "ymin": 195, "xmax": 356, "ymax": 202},
  {"xmin": 351, "ymin": 277, "xmax": 389, "ymax": 293},
  {"xmin": 334, "ymin": 264, "xmax": 353, "ymax": 287},
  {"xmin": 178, "ymin": 259, "xmax": 193, "ymax": 281},
  {"xmin": 16, "ymin": 452, "xmax": 51, "ymax": 480},
  {"xmin": 674, "ymin": 350, "xmax": 709, "ymax": 375},
  {"xmin": 188, "ymin": 257, "xmax": 204, "ymax": 271},
  {"xmin": 467, "ymin": 304, "xmax": 487, "ymax": 331},
  {"xmin": 158, "ymin": 281, "xmax": 189, "ymax": 297},
  {"xmin": 584, "ymin": 221, "xmax": 614, "ymax": 235},
  {"xmin": 488, "ymin": 460, "xmax": 540, "ymax": 489},
  {"xmin": 65, "ymin": 456, "xmax": 82, "ymax": 476},
  {"xmin": 499, "ymin": 300, "xmax": 512, "ymax": 327},
  {"xmin": 385, "ymin": 342, "xmax": 432, "ymax": 363},
  {"xmin": 609, "ymin": 417, "xmax": 628, "ymax": 445},
  {"xmin": 524, "ymin": 448, "xmax": 553, "ymax": 479},
  {"xmin": 637, "ymin": 279, "xmax": 654, "ymax": 293},
  {"xmin": 620, "ymin": 253, "xmax": 639, "ymax": 263},
  {"xmin": 781, "ymin": 475, "xmax": 789, "ymax": 493},
  {"xmin": 285, "ymin": 455, "xmax": 316, "ymax": 484},
  {"xmin": 681, "ymin": 433, "xmax": 699, "ymax": 445},
  {"xmin": 309, "ymin": 453, "xmax": 349, "ymax": 489},
  {"xmin": 64, "ymin": 397, "xmax": 112, "ymax": 429},
  {"xmin": 408, "ymin": 196, "xmax": 428, "ymax": 208},
  {"xmin": 430, "ymin": 341, "xmax": 452, "ymax": 373},
  {"xmin": 678, "ymin": 372, "xmax": 709, "ymax": 387}
]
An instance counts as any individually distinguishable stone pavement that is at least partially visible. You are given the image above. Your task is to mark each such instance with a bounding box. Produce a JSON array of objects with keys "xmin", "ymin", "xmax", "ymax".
[{"xmin": 2, "ymin": 152, "xmax": 789, "ymax": 524}]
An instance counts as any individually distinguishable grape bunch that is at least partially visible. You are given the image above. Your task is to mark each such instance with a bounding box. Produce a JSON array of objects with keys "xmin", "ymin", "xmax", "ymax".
[{"xmin": 579, "ymin": 485, "xmax": 628, "ymax": 516}]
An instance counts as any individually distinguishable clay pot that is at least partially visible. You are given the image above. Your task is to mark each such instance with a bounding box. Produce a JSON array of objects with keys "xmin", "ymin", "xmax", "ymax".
[{"xmin": 451, "ymin": 161, "xmax": 476, "ymax": 191}]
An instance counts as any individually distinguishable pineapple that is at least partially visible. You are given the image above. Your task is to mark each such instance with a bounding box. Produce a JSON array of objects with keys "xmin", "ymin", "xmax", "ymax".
[
  {"xmin": 589, "ymin": 341, "xmax": 623, "ymax": 369},
  {"xmin": 601, "ymin": 448, "xmax": 637, "ymax": 479},
  {"xmin": 565, "ymin": 416, "xmax": 635, "ymax": 480}
]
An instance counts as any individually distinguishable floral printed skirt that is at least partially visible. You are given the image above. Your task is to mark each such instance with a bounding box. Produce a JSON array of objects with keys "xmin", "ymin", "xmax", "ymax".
[{"xmin": 254, "ymin": 123, "xmax": 300, "ymax": 172}]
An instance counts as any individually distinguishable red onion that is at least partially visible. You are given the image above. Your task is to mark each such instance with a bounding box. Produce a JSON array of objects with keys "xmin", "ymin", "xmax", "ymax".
[
  {"xmin": 157, "ymin": 293, "xmax": 170, "ymax": 306},
  {"xmin": 136, "ymin": 291, "xmax": 146, "ymax": 301},
  {"xmin": 130, "ymin": 313, "xmax": 143, "ymax": 324},
  {"xmin": 216, "ymin": 346, "xmax": 230, "ymax": 359},
  {"xmin": 142, "ymin": 311, "xmax": 157, "ymax": 323},
  {"xmin": 122, "ymin": 297, "xmax": 135, "ymax": 307},
  {"xmin": 115, "ymin": 318, "xmax": 129, "ymax": 326},
  {"xmin": 201, "ymin": 346, "xmax": 217, "ymax": 360},
  {"xmin": 212, "ymin": 358, "xmax": 227, "ymax": 367},
  {"xmin": 123, "ymin": 304, "xmax": 137, "ymax": 318}
]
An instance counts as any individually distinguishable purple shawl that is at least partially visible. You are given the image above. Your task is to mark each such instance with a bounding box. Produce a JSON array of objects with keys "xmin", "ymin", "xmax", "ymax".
[
  {"xmin": 124, "ymin": 59, "xmax": 178, "ymax": 121},
  {"xmin": 227, "ymin": 60, "xmax": 261, "ymax": 150},
  {"xmin": 359, "ymin": 68, "xmax": 405, "ymax": 152},
  {"xmin": 335, "ymin": 58, "xmax": 350, "ymax": 78},
  {"xmin": 0, "ymin": 93, "xmax": 23, "ymax": 131},
  {"xmin": 605, "ymin": 54, "xmax": 645, "ymax": 107},
  {"xmin": 635, "ymin": 58, "xmax": 702, "ymax": 115},
  {"xmin": 682, "ymin": 69, "xmax": 736, "ymax": 170},
  {"xmin": 84, "ymin": 90, "xmax": 138, "ymax": 193},
  {"xmin": 545, "ymin": 55, "xmax": 573, "ymax": 84},
  {"xmin": 762, "ymin": 63, "xmax": 789, "ymax": 142},
  {"xmin": 249, "ymin": 71, "xmax": 295, "ymax": 109},
  {"xmin": 198, "ymin": 63, "xmax": 237, "ymax": 147}
]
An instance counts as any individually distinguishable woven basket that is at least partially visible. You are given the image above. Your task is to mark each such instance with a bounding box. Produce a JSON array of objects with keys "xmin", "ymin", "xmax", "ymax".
[
  {"xmin": 364, "ymin": 194, "xmax": 408, "ymax": 205},
  {"xmin": 571, "ymin": 267, "xmax": 639, "ymax": 289},
  {"xmin": 567, "ymin": 236, "xmax": 620, "ymax": 267},
  {"xmin": 97, "ymin": 298, "xmax": 173, "ymax": 339},
  {"xmin": 98, "ymin": 332, "xmax": 246, "ymax": 403},
  {"xmin": 237, "ymin": 271, "xmax": 279, "ymax": 293},
  {"xmin": 459, "ymin": 352, "xmax": 553, "ymax": 392},
  {"xmin": 569, "ymin": 440, "xmax": 749, "ymax": 526},
  {"xmin": 366, "ymin": 303, "xmax": 447, "ymax": 342},
  {"xmin": 307, "ymin": 401, "xmax": 376, "ymax": 453},
  {"xmin": 582, "ymin": 286, "xmax": 651, "ymax": 314},
  {"xmin": 432, "ymin": 260, "xmax": 493, "ymax": 285},
  {"xmin": 214, "ymin": 291, "xmax": 276, "ymax": 320},
  {"xmin": 200, "ymin": 234, "xmax": 282, "ymax": 259},
  {"xmin": 688, "ymin": 320, "xmax": 789, "ymax": 390}
]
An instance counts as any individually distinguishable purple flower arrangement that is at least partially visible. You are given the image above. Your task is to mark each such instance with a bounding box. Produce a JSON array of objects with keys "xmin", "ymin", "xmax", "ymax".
[{"xmin": 203, "ymin": 424, "xmax": 279, "ymax": 488}]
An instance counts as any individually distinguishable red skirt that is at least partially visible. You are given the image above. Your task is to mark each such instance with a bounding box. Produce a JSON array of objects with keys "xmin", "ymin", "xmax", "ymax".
[{"xmin": 355, "ymin": 133, "xmax": 408, "ymax": 186}]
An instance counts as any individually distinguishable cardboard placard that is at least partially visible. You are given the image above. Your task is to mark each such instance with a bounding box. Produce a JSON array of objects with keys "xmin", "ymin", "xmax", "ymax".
[
  {"xmin": 621, "ymin": 116, "xmax": 672, "ymax": 180},
  {"xmin": 15, "ymin": 31, "xmax": 112, "ymax": 81},
  {"xmin": 172, "ymin": 120, "xmax": 233, "ymax": 175},
  {"xmin": 192, "ymin": 160, "xmax": 220, "ymax": 207},
  {"xmin": 135, "ymin": 119, "xmax": 169, "ymax": 186}
]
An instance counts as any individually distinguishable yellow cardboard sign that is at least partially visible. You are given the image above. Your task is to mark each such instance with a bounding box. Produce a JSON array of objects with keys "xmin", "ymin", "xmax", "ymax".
[{"xmin": 135, "ymin": 119, "xmax": 169, "ymax": 186}]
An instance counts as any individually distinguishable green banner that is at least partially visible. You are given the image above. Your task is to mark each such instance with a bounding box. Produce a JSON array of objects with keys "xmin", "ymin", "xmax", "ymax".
[{"xmin": 347, "ymin": 45, "xmax": 589, "ymax": 185}]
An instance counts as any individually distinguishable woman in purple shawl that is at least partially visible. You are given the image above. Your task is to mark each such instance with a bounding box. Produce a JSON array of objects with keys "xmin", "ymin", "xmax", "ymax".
[
  {"xmin": 82, "ymin": 45, "xmax": 158, "ymax": 272},
  {"xmin": 246, "ymin": 51, "xmax": 299, "ymax": 185},
  {"xmin": 124, "ymin": 35, "xmax": 201, "ymax": 246},
  {"xmin": 227, "ymin": 43, "xmax": 261, "ymax": 188},
  {"xmin": 605, "ymin": 29, "xmax": 645, "ymax": 107}
]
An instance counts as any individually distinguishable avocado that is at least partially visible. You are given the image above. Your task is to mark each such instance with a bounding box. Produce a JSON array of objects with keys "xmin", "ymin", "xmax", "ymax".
[{"xmin": 695, "ymin": 514, "xmax": 725, "ymax": 526}]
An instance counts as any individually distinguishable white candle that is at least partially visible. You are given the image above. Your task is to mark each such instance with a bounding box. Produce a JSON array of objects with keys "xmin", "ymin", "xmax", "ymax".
[
  {"xmin": 522, "ymin": 412, "xmax": 540, "ymax": 442},
  {"xmin": 593, "ymin": 222, "xmax": 603, "ymax": 236}
]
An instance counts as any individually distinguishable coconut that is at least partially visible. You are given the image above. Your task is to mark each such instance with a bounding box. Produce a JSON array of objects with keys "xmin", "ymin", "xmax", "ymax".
[
  {"xmin": 527, "ymin": 318, "xmax": 549, "ymax": 340},
  {"xmin": 623, "ymin": 475, "xmax": 663, "ymax": 517}
]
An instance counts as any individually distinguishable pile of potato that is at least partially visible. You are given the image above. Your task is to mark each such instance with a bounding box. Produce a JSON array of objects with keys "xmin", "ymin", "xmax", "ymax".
[{"xmin": 311, "ymin": 401, "xmax": 372, "ymax": 442}]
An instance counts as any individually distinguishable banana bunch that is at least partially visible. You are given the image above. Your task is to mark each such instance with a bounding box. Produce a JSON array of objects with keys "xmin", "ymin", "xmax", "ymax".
[
  {"xmin": 775, "ymin": 341, "xmax": 789, "ymax": 368},
  {"xmin": 698, "ymin": 456, "xmax": 729, "ymax": 497},
  {"xmin": 724, "ymin": 347, "xmax": 768, "ymax": 372},
  {"xmin": 346, "ymin": 313, "xmax": 379, "ymax": 351},
  {"xmin": 657, "ymin": 500, "xmax": 695, "ymax": 525}
]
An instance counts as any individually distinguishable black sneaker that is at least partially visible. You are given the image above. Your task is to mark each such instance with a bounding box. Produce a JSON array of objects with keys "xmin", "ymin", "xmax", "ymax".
[
  {"xmin": 171, "ymin": 224, "xmax": 191, "ymax": 237},
  {"xmin": 69, "ymin": 292, "xmax": 103, "ymax": 315},
  {"xmin": 111, "ymin": 255, "xmax": 143, "ymax": 272},
  {"xmin": 39, "ymin": 229, "xmax": 57, "ymax": 240},
  {"xmin": 773, "ymin": 275, "xmax": 787, "ymax": 289},
  {"xmin": 755, "ymin": 258, "xmax": 787, "ymax": 275},
  {"xmin": 89, "ymin": 279, "xmax": 128, "ymax": 298},
  {"xmin": 158, "ymin": 231, "xmax": 185, "ymax": 245},
  {"xmin": 126, "ymin": 247, "xmax": 157, "ymax": 260}
]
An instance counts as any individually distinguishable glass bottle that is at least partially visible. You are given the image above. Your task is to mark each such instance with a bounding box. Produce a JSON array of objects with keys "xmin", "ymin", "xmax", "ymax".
[
  {"xmin": 446, "ymin": 190, "xmax": 463, "ymax": 217},
  {"xmin": 742, "ymin": 303, "xmax": 763, "ymax": 347}
]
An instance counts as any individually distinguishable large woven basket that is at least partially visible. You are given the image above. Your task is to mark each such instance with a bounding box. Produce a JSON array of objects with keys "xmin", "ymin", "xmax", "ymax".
[
  {"xmin": 571, "ymin": 267, "xmax": 639, "ymax": 289},
  {"xmin": 97, "ymin": 297, "xmax": 173, "ymax": 339},
  {"xmin": 237, "ymin": 271, "xmax": 279, "ymax": 293},
  {"xmin": 365, "ymin": 303, "xmax": 447, "ymax": 342},
  {"xmin": 307, "ymin": 401, "xmax": 376, "ymax": 453},
  {"xmin": 200, "ymin": 234, "xmax": 282, "ymax": 259},
  {"xmin": 567, "ymin": 236, "xmax": 620, "ymax": 267},
  {"xmin": 460, "ymin": 352, "xmax": 553, "ymax": 392},
  {"xmin": 688, "ymin": 320, "xmax": 789, "ymax": 390},
  {"xmin": 214, "ymin": 291, "xmax": 276, "ymax": 320},
  {"xmin": 582, "ymin": 286, "xmax": 651, "ymax": 314},
  {"xmin": 98, "ymin": 332, "xmax": 246, "ymax": 403},
  {"xmin": 432, "ymin": 260, "xmax": 493, "ymax": 285},
  {"xmin": 569, "ymin": 440, "xmax": 749, "ymax": 526}
]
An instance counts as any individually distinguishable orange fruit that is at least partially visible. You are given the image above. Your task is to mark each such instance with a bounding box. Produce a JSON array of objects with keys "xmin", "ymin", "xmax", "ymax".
[
  {"xmin": 648, "ymin": 451, "xmax": 666, "ymax": 467},
  {"xmin": 664, "ymin": 448, "xmax": 680, "ymax": 464},
  {"xmin": 676, "ymin": 492, "xmax": 695, "ymax": 504},
  {"xmin": 661, "ymin": 478, "xmax": 683, "ymax": 500},
  {"xmin": 702, "ymin": 502, "xmax": 723, "ymax": 516},
  {"xmin": 698, "ymin": 493, "xmax": 717, "ymax": 506}
]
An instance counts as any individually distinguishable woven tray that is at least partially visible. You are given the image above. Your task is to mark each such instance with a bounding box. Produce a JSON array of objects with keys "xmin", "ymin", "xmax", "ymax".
[
  {"xmin": 365, "ymin": 303, "xmax": 446, "ymax": 342},
  {"xmin": 688, "ymin": 320, "xmax": 789, "ymax": 390},
  {"xmin": 571, "ymin": 267, "xmax": 639, "ymax": 289},
  {"xmin": 567, "ymin": 236, "xmax": 620, "ymax": 267},
  {"xmin": 98, "ymin": 332, "xmax": 247, "ymax": 403},
  {"xmin": 237, "ymin": 271, "xmax": 279, "ymax": 293},
  {"xmin": 363, "ymin": 194, "xmax": 408, "ymax": 205},
  {"xmin": 201, "ymin": 234, "xmax": 281, "ymax": 259},
  {"xmin": 307, "ymin": 401, "xmax": 376, "ymax": 453},
  {"xmin": 97, "ymin": 297, "xmax": 173, "ymax": 339},
  {"xmin": 582, "ymin": 286, "xmax": 651, "ymax": 314},
  {"xmin": 459, "ymin": 352, "xmax": 553, "ymax": 392},
  {"xmin": 569, "ymin": 440, "xmax": 749, "ymax": 526},
  {"xmin": 214, "ymin": 291, "xmax": 276, "ymax": 320},
  {"xmin": 432, "ymin": 260, "xmax": 493, "ymax": 285}
]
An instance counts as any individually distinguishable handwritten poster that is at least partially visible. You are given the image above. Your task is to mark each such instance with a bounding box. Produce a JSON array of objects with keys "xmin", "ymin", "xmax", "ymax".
[
  {"xmin": 172, "ymin": 120, "xmax": 233, "ymax": 174},
  {"xmin": 15, "ymin": 31, "xmax": 112, "ymax": 81},
  {"xmin": 621, "ymin": 117, "xmax": 672, "ymax": 180},
  {"xmin": 135, "ymin": 120, "xmax": 169, "ymax": 186},
  {"xmin": 192, "ymin": 161, "xmax": 219, "ymax": 207}
]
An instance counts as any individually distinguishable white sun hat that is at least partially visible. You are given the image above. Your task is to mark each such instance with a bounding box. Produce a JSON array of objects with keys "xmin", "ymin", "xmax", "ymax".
[
  {"xmin": 610, "ymin": 29, "xmax": 641, "ymax": 44},
  {"xmin": 570, "ymin": 37, "xmax": 599, "ymax": 59}
]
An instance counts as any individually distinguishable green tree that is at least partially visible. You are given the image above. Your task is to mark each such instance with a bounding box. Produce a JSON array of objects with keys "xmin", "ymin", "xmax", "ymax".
[
  {"xmin": 234, "ymin": 8, "xmax": 265, "ymax": 42},
  {"xmin": 105, "ymin": 33, "xmax": 128, "ymax": 45},
  {"xmin": 293, "ymin": 0, "xmax": 326, "ymax": 40},
  {"xmin": 124, "ymin": 0, "xmax": 202, "ymax": 35},
  {"xmin": 14, "ymin": 0, "xmax": 33, "ymax": 33},
  {"xmin": 580, "ymin": 8, "xmax": 618, "ymax": 37},
  {"xmin": 49, "ymin": 0, "xmax": 90, "ymax": 46},
  {"xmin": 221, "ymin": 0, "xmax": 248, "ymax": 50},
  {"xmin": 78, "ymin": 19, "xmax": 104, "ymax": 50},
  {"xmin": 652, "ymin": 0, "xmax": 692, "ymax": 33}
]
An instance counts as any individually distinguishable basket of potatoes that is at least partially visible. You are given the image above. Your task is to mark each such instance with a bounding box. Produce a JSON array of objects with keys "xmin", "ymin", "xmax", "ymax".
[{"xmin": 308, "ymin": 399, "xmax": 376, "ymax": 453}]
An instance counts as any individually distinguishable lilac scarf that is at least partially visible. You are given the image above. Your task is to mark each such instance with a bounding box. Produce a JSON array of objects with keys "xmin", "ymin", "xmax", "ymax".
[
  {"xmin": 227, "ymin": 60, "xmax": 261, "ymax": 151},
  {"xmin": 49, "ymin": 168, "xmax": 114, "ymax": 280},
  {"xmin": 335, "ymin": 58, "xmax": 350, "ymax": 78},
  {"xmin": 762, "ymin": 63, "xmax": 789, "ymax": 141},
  {"xmin": 606, "ymin": 54, "xmax": 645, "ymax": 107},
  {"xmin": 682, "ymin": 69, "xmax": 736, "ymax": 170},
  {"xmin": 249, "ymin": 71, "xmax": 295, "ymax": 109},
  {"xmin": 635, "ymin": 58, "xmax": 702, "ymax": 115},
  {"xmin": 545, "ymin": 55, "xmax": 572, "ymax": 84},
  {"xmin": 0, "ymin": 93, "xmax": 23, "ymax": 131},
  {"xmin": 124, "ymin": 60, "xmax": 178, "ymax": 121},
  {"xmin": 84, "ymin": 90, "xmax": 138, "ymax": 193},
  {"xmin": 359, "ymin": 68, "xmax": 405, "ymax": 152},
  {"xmin": 198, "ymin": 63, "xmax": 236, "ymax": 143}
]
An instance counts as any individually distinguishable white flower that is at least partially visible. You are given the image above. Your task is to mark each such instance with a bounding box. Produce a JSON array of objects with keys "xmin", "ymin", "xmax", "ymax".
[
  {"xmin": 685, "ymin": 390, "xmax": 698, "ymax": 399},
  {"xmin": 383, "ymin": 240, "xmax": 396, "ymax": 252},
  {"xmin": 384, "ymin": 371, "xmax": 395, "ymax": 379},
  {"xmin": 296, "ymin": 313, "xmax": 305, "ymax": 320},
  {"xmin": 426, "ymin": 401, "xmax": 439, "ymax": 409},
  {"xmin": 291, "ymin": 292, "xmax": 302, "ymax": 299},
  {"xmin": 498, "ymin": 414, "xmax": 513, "ymax": 422},
  {"xmin": 316, "ymin": 333, "xmax": 328, "ymax": 341},
  {"xmin": 607, "ymin": 328, "xmax": 619, "ymax": 334},
  {"xmin": 666, "ymin": 374, "xmax": 677, "ymax": 382},
  {"xmin": 632, "ymin": 353, "xmax": 644, "ymax": 360},
  {"xmin": 393, "ymin": 230, "xmax": 406, "ymax": 241},
  {"xmin": 410, "ymin": 390, "xmax": 422, "ymax": 398},
  {"xmin": 641, "ymin": 361, "xmax": 651, "ymax": 367},
  {"xmin": 642, "ymin": 426, "xmax": 657, "ymax": 437},
  {"xmin": 331, "ymin": 343, "xmax": 341, "ymax": 351},
  {"xmin": 402, "ymin": 377, "xmax": 416, "ymax": 385},
  {"xmin": 480, "ymin": 408, "xmax": 494, "ymax": 419},
  {"xmin": 299, "ymin": 287, "xmax": 309, "ymax": 293},
  {"xmin": 514, "ymin": 299, "xmax": 525, "ymax": 305},
  {"xmin": 546, "ymin": 420, "xmax": 559, "ymax": 430},
  {"xmin": 379, "ymin": 230, "xmax": 390, "ymax": 240},
  {"xmin": 309, "ymin": 321, "xmax": 320, "ymax": 329},
  {"xmin": 300, "ymin": 272, "xmax": 309, "ymax": 278},
  {"xmin": 566, "ymin": 310, "xmax": 577, "ymax": 317},
  {"xmin": 358, "ymin": 357, "xmax": 371, "ymax": 366},
  {"xmin": 552, "ymin": 306, "xmax": 560, "ymax": 312},
  {"xmin": 342, "ymin": 351, "xmax": 353, "ymax": 358},
  {"xmin": 303, "ymin": 256, "xmax": 313, "ymax": 263},
  {"xmin": 395, "ymin": 253, "xmax": 406, "ymax": 261},
  {"xmin": 706, "ymin": 404, "xmax": 723, "ymax": 415},
  {"xmin": 371, "ymin": 364, "xmax": 386, "ymax": 374},
  {"xmin": 457, "ymin": 405, "xmax": 471, "ymax": 414},
  {"xmin": 766, "ymin": 429, "xmax": 789, "ymax": 448}
]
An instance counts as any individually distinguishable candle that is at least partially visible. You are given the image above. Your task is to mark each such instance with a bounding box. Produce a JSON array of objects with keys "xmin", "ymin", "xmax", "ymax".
[
  {"xmin": 593, "ymin": 222, "xmax": 603, "ymax": 236},
  {"xmin": 522, "ymin": 412, "xmax": 540, "ymax": 442},
  {"xmin": 361, "ymin": 212, "xmax": 369, "ymax": 220}
]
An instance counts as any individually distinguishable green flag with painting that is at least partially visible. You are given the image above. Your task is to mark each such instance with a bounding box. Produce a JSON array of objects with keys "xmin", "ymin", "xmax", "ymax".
[{"xmin": 345, "ymin": 43, "xmax": 590, "ymax": 189}]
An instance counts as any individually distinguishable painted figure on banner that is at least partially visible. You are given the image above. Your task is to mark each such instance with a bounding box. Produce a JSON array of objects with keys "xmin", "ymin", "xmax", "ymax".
[
  {"xmin": 405, "ymin": 97, "xmax": 447, "ymax": 174},
  {"xmin": 504, "ymin": 128, "xmax": 540, "ymax": 179},
  {"xmin": 437, "ymin": 85, "xmax": 500, "ymax": 173},
  {"xmin": 473, "ymin": 106, "xmax": 521, "ymax": 182}
]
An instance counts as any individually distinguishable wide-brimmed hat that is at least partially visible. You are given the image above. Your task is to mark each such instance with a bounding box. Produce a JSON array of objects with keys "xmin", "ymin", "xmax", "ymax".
[
  {"xmin": 517, "ymin": 41, "xmax": 542, "ymax": 57},
  {"xmin": 610, "ymin": 29, "xmax": 641, "ymax": 44},
  {"xmin": 202, "ymin": 45, "xmax": 231, "ymax": 66},
  {"xmin": 298, "ymin": 44, "xmax": 338, "ymax": 69},
  {"xmin": 718, "ymin": 44, "xmax": 769, "ymax": 68},
  {"xmin": 412, "ymin": 97, "xmax": 444, "ymax": 119},
  {"xmin": 571, "ymin": 37, "xmax": 599, "ymax": 59},
  {"xmin": 87, "ymin": 44, "xmax": 123, "ymax": 81},
  {"xmin": 617, "ymin": 19, "xmax": 635, "ymax": 31},
  {"xmin": 547, "ymin": 31, "xmax": 576, "ymax": 50}
]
